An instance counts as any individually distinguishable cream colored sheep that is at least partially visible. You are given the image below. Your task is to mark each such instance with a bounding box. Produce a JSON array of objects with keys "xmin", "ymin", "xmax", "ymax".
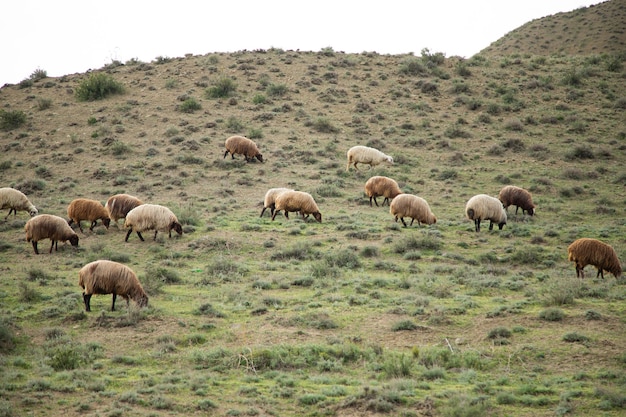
[
  {"xmin": 498, "ymin": 185, "xmax": 536, "ymax": 215},
  {"xmin": 79, "ymin": 260, "xmax": 149, "ymax": 311},
  {"xmin": 260, "ymin": 188, "xmax": 293, "ymax": 218},
  {"xmin": 389, "ymin": 194, "xmax": 436, "ymax": 227},
  {"xmin": 271, "ymin": 190, "xmax": 322, "ymax": 223},
  {"xmin": 24, "ymin": 214, "xmax": 79, "ymax": 254},
  {"xmin": 67, "ymin": 198, "xmax": 111, "ymax": 232},
  {"xmin": 105, "ymin": 194, "xmax": 144, "ymax": 228},
  {"xmin": 465, "ymin": 194, "xmax": 507, "ymax": 232},
  {"xmin": 346, "ymin": 145, "xmax": 393, "ymax": 171},
  {"xmin": 364, "ymin": 176, "xmax": 402, "ymax": 207},
  {"xmin": 567, "ymin": 238, "xmax": 622, "ymax": 279},
  {"xmin": 0, "ymin": 187, "xmax": 38, "ymax": 220},
  {"xmin": 224, "ymin": 135, "xmax": 263, "ymax": 162},
  {"xmin": 124, "ymin": 204, "xmax": 183, "ymax": 242}
]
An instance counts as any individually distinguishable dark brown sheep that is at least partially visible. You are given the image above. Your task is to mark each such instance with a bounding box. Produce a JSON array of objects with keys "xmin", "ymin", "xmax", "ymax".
[
  {"xmin": 498, "ymin": 185, "xmax": 536, "ymax": 215},
  {"xmin": 567, "ymin": 238, "xmax": 622, "ymax": 279},
  {"xmin": 224, "ymin": 135, "xmax": 263, "ymax": 162}
]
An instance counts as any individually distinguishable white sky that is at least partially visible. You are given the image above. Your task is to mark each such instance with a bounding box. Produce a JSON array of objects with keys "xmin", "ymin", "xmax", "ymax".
[{"xmin": 1, "ymin": 0, "xmax": 603, "ymax": 86}]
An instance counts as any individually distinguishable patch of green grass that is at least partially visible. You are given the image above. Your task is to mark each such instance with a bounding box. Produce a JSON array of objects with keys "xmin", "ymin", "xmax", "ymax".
[
  {"xmin": 75, "ymin": 73, "xmax": 124, "ymax": 101},
  {"xmin": 0, "ymin": 109, "xmax": 27, "ymax": 130}
]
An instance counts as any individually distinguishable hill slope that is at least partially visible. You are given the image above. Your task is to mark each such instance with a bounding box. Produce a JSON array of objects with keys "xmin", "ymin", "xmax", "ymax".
[
  {"xmin": 0, "ymin": 15, "xmax": 625, "ymax": 417},
  {"xmin": 480, "ymin": 0, "xmax": 626, "ymax": 56}
]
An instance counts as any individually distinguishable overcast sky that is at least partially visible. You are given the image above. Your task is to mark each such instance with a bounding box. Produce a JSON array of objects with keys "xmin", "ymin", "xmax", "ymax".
[{"xmin": 1, "ymin": 0, "xmax": 603, "ymax": 86}]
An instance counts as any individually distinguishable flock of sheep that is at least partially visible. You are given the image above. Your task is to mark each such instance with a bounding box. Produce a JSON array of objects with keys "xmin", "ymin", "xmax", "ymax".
[{"xmin": 0, "ymin": 136, "xmax": 621, "ymax": 312}]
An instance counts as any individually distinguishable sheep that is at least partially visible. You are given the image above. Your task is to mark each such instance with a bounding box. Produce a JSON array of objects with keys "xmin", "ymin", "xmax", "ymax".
[
  {"xmin": 567, "ymin": 238, "xmax": 622, "ymax": 279},
  {"xmin": 124, "ymin": 203, "xmax": 183, "ymax": 242},
  {"xmin": 223, "ymin": 135, "xmax": 263, "ymax": 163},
  {"xmin": 389, "ymin": 194, "xmax": 437, "ymax": 227},
  {"xmin": 271, "ymin": 190, "xmax": 322, "ymax": 223},
  {"xmin": 105, "ymin": 194, "xmax": 144, "ymax": 228},
  {"xmin": 498, "ymin": 185, "xmax": 536, "ymax": 216},
  {"xmin": 346, "ymin": 145, "xmax": 393, "ymax": 171},
  {"xmin": 24, "ymin": 214, "xmax": 79, "ymax": 254},
  {"xmin": 364, "ymin": 176, "xmax": 402, "ymax": 207},
  {"xmin": 78, "ymin": 260, "xmax": 149, "ymax": 312},
  {"xmin": 0, "ymin": 187, "xmax": 38, "ymax": 220},
  {"xmin": 260, "ymin": 188, "xmax": 293, "ymax": 218},
  {"xmin": 67, "ymin": 198, "xmax": 111, "ymax": 233},
  {"xmin": 465, "ymin": 194, "xmax": 507, "ymax": 232}
]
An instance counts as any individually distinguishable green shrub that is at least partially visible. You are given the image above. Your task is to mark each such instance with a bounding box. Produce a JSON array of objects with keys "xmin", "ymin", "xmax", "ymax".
[
  {"xmin": 0, "ymin": 109, "xmax": 27, "ymax": 130},
  {"xmin": 206, "ymin": 77, "xmax": 237, "ymax": 98},
  {"xmin": 562, "ymin": 332, "xmax": 590, "ymax": 343},
  {"xmin": 539, "ymin": 308, "xmax": 564, "ymax": 321},
  {"xmin": 178, "ymin": 97, "xmax": 202, "ymax": 113},
  {"xmin": 37, "ymin": 98, "xmax": 52, "ymax": 110},
  {"xmin": 310, "ymin": 117, "xmax": 339, "ymax": 133},
  {"xmin": 266, "ymin": 83, "xmax": 289, "ymax": 97},
  {"xmin": 75, "ymin": 73, "xmax": 124, "ymax": 101},
  {"xmin": 399, "ymin": 58, "xmax": 427, "ymax": 76}
]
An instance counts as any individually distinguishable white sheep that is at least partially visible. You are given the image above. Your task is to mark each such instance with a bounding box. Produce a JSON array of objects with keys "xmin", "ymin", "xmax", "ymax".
[
  {"xmin": 0, "ymin": 187, "xmax": 38, "ymax": 220},
  {"xmin": 67, "ymin": 198, "xmax": 111, "ymax": 232},
  {"xmin": 567, "ymin": 238, "xmax": 622, "ymax": 279},
  {"xmin": 224, "ymin": 135, "xmax": 264, "ymax": 162},
  {"xmin": 24, "ymin": 214, "xmax": 79, "ymax": 254},
  {"xmin": 79, "ymin": 260, "xmax": 149, "ymax": 311},
  {"xmin": 346, "ymin": 145, "xmax": 393, "ymax": 171},
  {"xmin": 389, "ymin": 194, "xmax": 437, "ymax": 227},
  {"xmin": 260, "ymin": 188, "xmax": 293, "ymax": 218},
  {"xmin": 498, "ymin": 185, "xmax": 536, "ymax": 216},
  {"xmin": 271, "ymin": 190, "xmax": 322, "ymax": 223},
  {"xmin": 364, "ymin": 176, "xmax": 402, "ymax": 207},
  {"xmin": 465, "ymin": 194, "xmax": 507, "ymax": 232},
  {"xmin": 105, "ymin": 194, "xmax": 144, "ymax": 228},
  {"xmin": 124, "ymin": 204, "xmax": 183, "ymax": 242}
]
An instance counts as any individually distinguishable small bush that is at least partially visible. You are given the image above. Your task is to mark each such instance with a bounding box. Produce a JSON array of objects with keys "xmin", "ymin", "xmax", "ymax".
[
  {"xmin": 0, "ymin": 109, "xmax": 27, "ymax": 131},
  {"xmin": 37, "ymin": 98, "xmax": 52, "ymax": 111},
  {"xmin": 206, "ymin": 77, "xmax": 237, "ymax": 98},
  {"xmin": 563, "ymin": 333, "xmax": 590, "ymax": 343},
  {"xmin": 539, "ymin": 308, "xmax": 564, "ymax": 322},
  {"xmin": 392, "ymin": 320, "xmax": 419, "ymax": 331},
  {"xmin": 75, "ymin": 73, "xmax": 124, "ymax": 101},
  {"xmin": 178, "ymin": 97, "xmax": 202, "ymax": 113},
  {"xmin": 566, "ymin": 146, "xmax": 594, "ymax": 160},
  {"xmin": 266, "ymin": 83, "xmax": 289, "ymax": 97},
  {"xmin": 487, "ymin": 327, "xmax": 511, "ymax": 339}
]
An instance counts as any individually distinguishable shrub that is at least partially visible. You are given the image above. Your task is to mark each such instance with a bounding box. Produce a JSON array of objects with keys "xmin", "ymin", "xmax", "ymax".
[
  {"xmin": 563, "ymin": 333, "xmax": 590, "ymax": 343},
  {"xmin": 206, "ymin": 77, "xmax": 237, "ymax": 98},
  {"xmin": 399, "ymin": 58, "xmax": 427, "ymax": 76},
  {"xmin": 75, "ymin": 73, "xmax": 124, "ymax": 101},
  {"xmin": 310, "ymin": 117, "xmax": 339, "ymax": 133},
  {"xmin": 0, "ymin": 109, "xmax": 27, "ymax": 130},
  {"xmin": 37, "ymin": 98, "xmax": 52, "ymax": 111},
  {"xmin": 30, "ymin": 68, "xmax": 47, "ymax": 80},
  {"xmin": 566, "ymin": 146, "xmax": 594, "ymax": 160},
  {"xmin": 487, "ymin": 327, "xmax": 511, "ymax": 339},
  {"xmin": 266, "ymin": 83, "xmax": 288, "ymax": 97},
  {"xmin": 539, "ymin": 308, "xmax": 564, "ymax": 321},
  {"xmin": 178, "ymin": 97, "xmax": 202, "ymax": 113}
]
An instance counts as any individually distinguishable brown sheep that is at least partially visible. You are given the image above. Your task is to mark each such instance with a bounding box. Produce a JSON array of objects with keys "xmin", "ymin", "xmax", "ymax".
[
  {"xmin": 79, "ymin": 260, "xmax": 149, "ymax": 311},
  {"xmin": 272, "ymin": 190, "xmax": 322, "ymax": 223},
  {"xmin": 364, "ymin": 176, "xmax": 402, "ymax": 207},
  {"xmin": 498, "ymin": 185, "xmax": 536, "ymax": 216},
  {"xmin": 105, "ymin": 194, "xmax": 144, "ymax": 228},
  {"xmin": 24, "ymin": 214, "xmax": 79, "ymax": 254},
  {"xmin": 389, "ymin": 194, "xmax": 437, "ymax": 227},
  {"xmin": 67, "ymin": 198, "xmax": 111, "ymax": 233},
  {"xmin": 260, "ymin": 188, "xmax": 293, "ymax": 217},
  {"xmin": 567, "ymin": 238, "xmax": 622, "ymax": 279},
  {"xmin": 224, "ymin": 135, "xmax": 263, "ymax": 162}
]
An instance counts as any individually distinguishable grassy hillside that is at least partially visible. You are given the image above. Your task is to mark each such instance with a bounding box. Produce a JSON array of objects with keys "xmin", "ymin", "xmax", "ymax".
[
  {"xmin": 0, "ymin": 15, "xmax": 625, "ymax": 417},
  {"xmin": 480, "ymin": 0, "xmax": 626, "ymax": 56}
]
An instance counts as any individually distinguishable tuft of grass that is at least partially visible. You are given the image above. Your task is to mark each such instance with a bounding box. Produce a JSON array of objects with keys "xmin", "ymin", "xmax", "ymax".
[
  {"xmin": 206, "ymin": 77, "xmax": 237, "ymax": 98},
  {"xmin": 178, "ymin": 97, "xmax": 202, "ymax": 113},
  {"xmin": 75, "ymin": 73, "xmax": 124, "ymax": 101},
  {"xmin": 539, "ymin": 308, "xmax": 564, "ymax": 321},
  {"xmin": 0, "ymin": 109, "xmax": 27, "ymax": 131}
]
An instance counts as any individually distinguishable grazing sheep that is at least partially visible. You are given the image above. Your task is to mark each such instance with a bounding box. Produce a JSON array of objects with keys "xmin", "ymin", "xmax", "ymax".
[
  {"xmin": 105, "ymin": 194, "xmax": 144, "ymax": 228},
  {"xmin": 389, "ymin": 194, "xmax": 437, "ymax": 227},
  {"xmin": 260, "ymin": 188, "xmax": 293, "ymax": 218},
  {"xmin": 567, "ymin": 238, "xmax": 622, "ymax": 279},
  {"xmin": 67, "ymin": 198, "xmax": 111, "ymax": 233},
  {"xmin": 124, "ymin": 204, "xmax": 183, "ymax": 242},
  {"xmin": 0, "ymin": 187, "xmax": 38, "ymax": 220},
  {"xmin": 346, "ymin": 145, "xmax": 393, "ymax": 171},
  {"xmin": 224, "ymin": 135, "xmax": 263, "ymax": 162},
  {"xmin": 271, "ymin": 190, "xmax": 322, "ymax": 223},
  {"xmin": 498, "ymin": 185, "xmax": 536, "ymax": 215},
  {"xmin": 24, "ymin": 214, "xmax": 79, "ymax": 254},
  {"xmin": 79, "ymin": 260, "xmax": 149, "ymax": 312},
  {"xmin": 465, "ymin": 194, "xmax": 507, "ymax": 232},
  {"xmin": 364, "ymin": 176, "xmax": 402, "ymax": 207}
]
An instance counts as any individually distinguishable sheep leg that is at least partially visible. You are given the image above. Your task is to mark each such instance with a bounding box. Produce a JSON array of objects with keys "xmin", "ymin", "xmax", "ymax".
[
  {"xmin": 90, "ymin": 220, "xmax": 97, "ymax": 231},
  {"xmin": 154, "ymin": 231, "xmax": 158, "ymax": 240},
  {"xmin": 125, "ymin": 229, "xmax": 133, "ymax": 242},
  {"xmin": 369, "ymin": 196, "xmax": 375, "ymax": 207},
  {"xmin": 83, "ymin": 293, "xmax": 92, "ymax": 312},
  {"xmin": 271, "ymin": 210, "xmax": 280, "ymax": 221},
  {"xmin": 488, "ymin": 221, "xmax": 494, "ymax": 230},
  {"xmin": 575, "ymin": 264, "xmax": 584, "ymax": 278},
  {"xmin": 596, "ymin": 268, "xmax": 604, "ymax": 279},
  {"xmin": 284, "ymin": 211, "xmax": 289, "ymax": 219},
  {"xmin": 410, "ymin": 218, "xmax": 415, "ymax": 226},
  {"xmin": 515, "ymin": 206, "xmax": 520, "ymax": 215},
  {"xmin": 111, "ymin": 293, "xmax": 117, "ymax": 311},
  {"xmin": 382, "ymin": 197, "xmax": 390, "ymax": 206},
  {"xmin": 400, "ymin": 217, "xmax": 408, "ymax": 227},
  {"xmin": 136, "ymin": 232, "xmax": 145, "ymax": 241},
  {"xmin": 49, "ymin": 240, "xmax": 56, "ymax": 254},
  {"xmin": 260, "ymin": 207, "xmax": 268, "ymax": 217},
  {"xmin": 474, "ymin": 219, "xmax": 480, "ymax": 232},
  {"xmin": 32, "ymin": 241, "xmax": 39, "ymax": 255},
  {"xmin": 223, "ymin": 150, "xmax": 230, "ymax": 159}
]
